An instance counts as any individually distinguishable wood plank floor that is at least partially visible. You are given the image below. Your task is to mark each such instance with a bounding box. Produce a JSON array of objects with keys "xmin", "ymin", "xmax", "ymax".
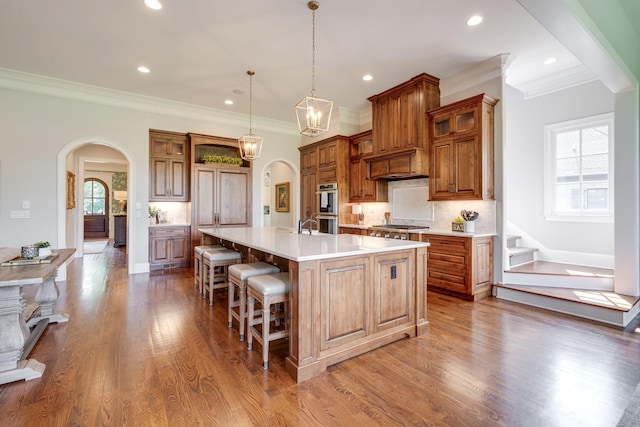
[{"xmin": 2, "ymin": 244, "xmax": 640, "ymax": 426}]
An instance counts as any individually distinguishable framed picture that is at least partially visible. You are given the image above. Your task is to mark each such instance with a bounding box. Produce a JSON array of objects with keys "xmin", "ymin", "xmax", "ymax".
[
  {"xmin": 66, "ymin": 171, "xmax": 76, "ymax": 209},
  {"xmin": 275, "ymin": 182, "xmax": 290, "ymax": 212}
]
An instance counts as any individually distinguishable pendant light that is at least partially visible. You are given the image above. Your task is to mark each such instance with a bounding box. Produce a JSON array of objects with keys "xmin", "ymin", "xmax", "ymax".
[
  {"xmin": 238, "ymin": 70, "xmax": 263, "ymax": 160},
  {"xmin": 295, "ymin": 0, "xmax": 333, "ymax": 137}
]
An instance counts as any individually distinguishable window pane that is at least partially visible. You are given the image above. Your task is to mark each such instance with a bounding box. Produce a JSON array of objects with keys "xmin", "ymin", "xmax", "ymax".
[
  {"xmin": 556, "ymin": 131, "xmax": 580, "ymax": 158},
  {"xmin": 93, "ymin": 183, "xmax": 106, "ymax": 198},
  {"xmin": 556, "ymin": 157, "xmax": 580, "ymax": 180},
  {"xmin": 84, "ymin": 199, "xmax": 93, "ymax": 215},
  {"xmin": 582, "ymin": 153, "xmax": 608, "ymax": 178},
  {"xmin": 93, "ymin": 199, "xmax": 105, "ymax": 214},
  {"xmin": 582, "ymin": 126, "xmax": 609, "ymax": 155},
  {"xmin": 84, "ymin": 182, "xmax": 93, "ymax": 197},
  {"xmin": 556, "ymin": 183, "xmax": 580, "ymax": 212}
]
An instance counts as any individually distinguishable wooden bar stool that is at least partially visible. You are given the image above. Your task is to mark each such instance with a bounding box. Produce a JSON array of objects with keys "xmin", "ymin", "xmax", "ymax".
[
  {"xmin": 194, "ymin": 245, "xmax": 223, "ymax": 292},
  {"xmin": 228, "ymin": 262, "xmax": 280, "ymax": 341},
  {"xmin": 247, "ymin": 272, "xmax": 290, "ymax": 369},
  {"xmin": 202, "ymin": 249, "xmax": 241, "ymax": 306}
]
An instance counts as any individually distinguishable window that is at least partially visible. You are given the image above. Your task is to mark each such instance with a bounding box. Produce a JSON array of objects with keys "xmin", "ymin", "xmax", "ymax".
[
  {"xmin": 84, "ymin": 179, "xmax": 108, "ymax": 215},
  {"xmin": 544, "ymin": 113, "xmax": 614, "ymax": 222}
]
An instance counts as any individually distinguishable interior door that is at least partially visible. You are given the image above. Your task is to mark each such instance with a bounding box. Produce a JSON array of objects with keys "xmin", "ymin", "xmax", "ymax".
[{"xmin": 83, "ymin": 178, "xmax": 109, "ymax": 239}]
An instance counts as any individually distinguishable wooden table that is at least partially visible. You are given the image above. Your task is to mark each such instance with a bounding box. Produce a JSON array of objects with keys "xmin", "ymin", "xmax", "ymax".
[{"xmin": 0, "ymin": 248, "xmax": 75, "ymax": 384}]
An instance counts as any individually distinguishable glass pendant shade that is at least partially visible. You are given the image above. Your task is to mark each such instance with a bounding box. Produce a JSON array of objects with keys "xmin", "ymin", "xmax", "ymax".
[
  {"xmin": 295, "ymin": 95, "xmax": 333, "ymax": 137},
  {"xmin": 238, "ymin": 133, "xmax": 263, "ymax": 160},
  {"xmin": 238, "ymin": 70, "xmax": 262, "ymax": 160},
  {"xmin": 295, "ymin": 1, "xmax": 332, "ymax": 137}
]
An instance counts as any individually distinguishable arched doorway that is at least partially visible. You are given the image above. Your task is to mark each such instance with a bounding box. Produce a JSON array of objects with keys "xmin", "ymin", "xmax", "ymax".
[
  {"xmin": 260, "ymin": 160, "xmax": 298, "ymax": 228},
  {"xmin": 83, "ymin": 178, "xmax": 110, "ymax": 239}
]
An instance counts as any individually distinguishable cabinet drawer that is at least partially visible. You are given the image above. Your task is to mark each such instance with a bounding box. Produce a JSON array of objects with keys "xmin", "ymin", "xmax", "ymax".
[
  {"xmin": 150, "ymin": 226, "xmax": 190, "ymax": 236},
  {"xmin": 427, "ymin": 252, "xmax": 467, "ymax": 268},
  {"xmin": 318, "ymin": 167, "xmax": 337, "ymax": 183},
  {"xmin": 427, "ymin": 270, "xmax": 468, "ymax": 293}
]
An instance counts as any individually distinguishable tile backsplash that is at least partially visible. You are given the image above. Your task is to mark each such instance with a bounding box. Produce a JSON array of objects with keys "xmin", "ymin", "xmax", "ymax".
[{"xmin": 347, "ymin": 178, "xmax": 496, "ymax": 233}]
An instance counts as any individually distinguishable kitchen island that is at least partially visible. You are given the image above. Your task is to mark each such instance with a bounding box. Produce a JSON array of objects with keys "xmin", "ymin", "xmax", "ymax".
[{"xmin": 200, "ymin": 226, "xmax": 429, "ymax": 383}]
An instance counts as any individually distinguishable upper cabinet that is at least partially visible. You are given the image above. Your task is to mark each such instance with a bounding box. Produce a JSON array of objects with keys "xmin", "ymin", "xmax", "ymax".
[
  {"xmin": 427, "ymin": 94, "xmax": 498, "ymax": 201},
  {"xmin": 149, "ymin": 130, "xmax": 189, "ymax": 201},
  {"xmin": 365, "ymin": 73, "xmax": 440, "ymax": 180},
  {"xmin": 349, "ymin": 131, "xmax": 388, "ymax": 202}
]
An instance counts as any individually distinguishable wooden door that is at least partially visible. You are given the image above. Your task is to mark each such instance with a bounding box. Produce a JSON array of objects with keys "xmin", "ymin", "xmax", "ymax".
[{"xmin": 83, "ymin": 178, "xmax": 109, "ymax": 239}]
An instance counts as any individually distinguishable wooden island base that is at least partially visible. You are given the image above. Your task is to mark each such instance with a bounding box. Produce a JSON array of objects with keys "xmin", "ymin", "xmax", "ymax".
[{"xmin": 202, "ymin": 228, "xmax": 428, "ymax": 383}]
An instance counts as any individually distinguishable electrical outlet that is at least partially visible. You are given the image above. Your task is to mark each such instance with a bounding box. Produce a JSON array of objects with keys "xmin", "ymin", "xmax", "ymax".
[{"xmin": 22, "ymin": 201, "xmax": 30, "ymax": 209}]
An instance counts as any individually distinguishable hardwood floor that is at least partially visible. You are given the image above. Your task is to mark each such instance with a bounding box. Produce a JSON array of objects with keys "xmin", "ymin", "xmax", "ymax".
[{"xmin": 2, "ymin": 244, "xmax": 640, "ymax": 426}]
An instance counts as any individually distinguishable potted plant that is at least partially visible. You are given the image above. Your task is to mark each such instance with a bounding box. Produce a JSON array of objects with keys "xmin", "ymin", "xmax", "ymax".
[
  {"xmin": 34, "ymin": 241, "xmax": 52, "ymax": 258},
  {"xmin": 201, "ymin": 154, "xmax": 243, "ymax": 166}
]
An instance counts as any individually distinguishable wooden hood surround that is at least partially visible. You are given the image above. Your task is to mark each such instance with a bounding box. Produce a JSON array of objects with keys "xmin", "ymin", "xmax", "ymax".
[{"xmin": 364, "ymin": 73, "xmax": 441, "ymax": 180}]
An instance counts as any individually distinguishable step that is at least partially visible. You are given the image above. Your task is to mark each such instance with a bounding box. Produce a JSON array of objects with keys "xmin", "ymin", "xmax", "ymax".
[
  {"xmin": 508, "ymin": 246, "xmax": 537, "ymax": 266},
  {"xmin": 503, "ymin": 260, "xmax": 614, "ymax": 290},
  {"xmin": 506, "ymin": 235, "xmax": 520, "ymax": 249},
  {"xmin": 494, "ymin": 284, "xmax": 640, "ymax": 327}
]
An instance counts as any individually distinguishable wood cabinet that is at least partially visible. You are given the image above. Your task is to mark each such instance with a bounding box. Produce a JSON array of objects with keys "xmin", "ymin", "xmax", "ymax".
[
  {"xmin": 113, "ymin": 215, "xmax": 126, "ymax": 247},
  {"xmin": 149, "ymin": 130, "xmax": 189, "ymax": 201},
  {"xmin": 427, "ymin": 94, "xmax": 498, "ymax": 200},
  {"xmin": 349, "ymin": 131, "xmax": 388, "ymax": 202},
  {"xmin": 364, "ymin": 73, "xmax": 440, "ymax": 179},
  {"xmin": 299, "ymin": 136, "xmax": 350, "ymax": 225},
  {"xmin": 413, "ymin": 233, "xmax": 493, "ymax": 300},
  {"xmin": 149, "ymin": 226, "xmax": 191, "ymax": 270},
  {"xmin": 192, "ymin": 165, "xmax": 251, "ymax": 248}
]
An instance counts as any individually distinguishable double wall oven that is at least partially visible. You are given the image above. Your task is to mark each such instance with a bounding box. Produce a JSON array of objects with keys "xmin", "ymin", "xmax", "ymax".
[{"xmin": 316, "ymin": 183, "xmax": 338, "ymax": 234}]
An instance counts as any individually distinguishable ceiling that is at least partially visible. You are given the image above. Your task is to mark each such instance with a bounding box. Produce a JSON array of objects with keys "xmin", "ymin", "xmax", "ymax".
[{"xmin": 0, "ymin": 0, "xmax": 586, "ymax": 125}]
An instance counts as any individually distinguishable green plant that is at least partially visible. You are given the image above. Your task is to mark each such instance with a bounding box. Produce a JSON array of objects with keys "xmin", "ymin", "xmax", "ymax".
[
  {"xmin": 33, "ymin": 241, "xmax": 51, "ymax": 248},
  {"xmin": 148, "ymin": 206, "xmax": 159, "ymax": 218},
  {"xmin": 201, "ymin": 154, "xmax": 243, "ymax": 166}
]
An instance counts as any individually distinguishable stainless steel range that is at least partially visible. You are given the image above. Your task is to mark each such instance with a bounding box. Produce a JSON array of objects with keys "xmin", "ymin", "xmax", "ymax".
[{"xmin": 368, "ymin": 224, "xmax": 430, "ymax": 240}]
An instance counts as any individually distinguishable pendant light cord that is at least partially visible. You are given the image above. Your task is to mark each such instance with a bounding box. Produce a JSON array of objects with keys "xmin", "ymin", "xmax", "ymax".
[
  {"xmin": 247, "ymin": 70, "xmax": 255, "ymax": 133},
  {"xmin": 311, "ymin": 6, "xmax": 316, "ymax": 97}
]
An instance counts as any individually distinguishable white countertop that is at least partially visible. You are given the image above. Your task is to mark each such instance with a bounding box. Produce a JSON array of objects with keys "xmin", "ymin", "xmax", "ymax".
[{"xmin": 200, "ymin": 226, "xmax": 429, "ymax": 262}]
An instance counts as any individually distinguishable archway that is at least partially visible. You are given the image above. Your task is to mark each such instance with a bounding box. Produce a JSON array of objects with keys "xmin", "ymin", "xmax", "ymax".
[
  {"xmin": 259, "ymin": 160, "xmax": 298, "ymax": 228},
  {"xmin": 57, "ymin": 138, "xmax": 135, "ymax": 277}
]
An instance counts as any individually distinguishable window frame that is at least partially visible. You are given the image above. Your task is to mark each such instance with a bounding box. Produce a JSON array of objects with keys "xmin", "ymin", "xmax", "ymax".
[
  {"xmin": 83, "ymin": 178, "xmax": 109, "ymax": 216},
  {"xmin": 543, "ymin": 112, "xmax": 614, "ymax": 223}
]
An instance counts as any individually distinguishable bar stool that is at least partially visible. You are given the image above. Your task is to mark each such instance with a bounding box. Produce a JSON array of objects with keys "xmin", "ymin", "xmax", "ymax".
[
  {"xmin": 247, "ymin": 272, "xmax": 290, "ymax": 369},
  {"xmin": 194, "ymin": 245, "xmax": 224, "ymax": 292},
  {"xmin": 228, "ymin": 262, "xmax": 281, "ymax": 341},
  {"xmin": 202, "ymin": 249, "xmax": 241, "ymax": 306}
]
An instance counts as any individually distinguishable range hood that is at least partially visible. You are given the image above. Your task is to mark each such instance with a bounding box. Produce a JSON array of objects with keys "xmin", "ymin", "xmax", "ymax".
[{"xmin": 364, "ymin": 149, "xmax": 428, "ymax": 180}]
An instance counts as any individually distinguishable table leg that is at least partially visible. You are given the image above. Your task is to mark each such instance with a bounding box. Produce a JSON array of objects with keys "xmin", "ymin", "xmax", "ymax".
[{"xmin": 27, "ymin": 272, "xmax": 69, "ymax": 327}]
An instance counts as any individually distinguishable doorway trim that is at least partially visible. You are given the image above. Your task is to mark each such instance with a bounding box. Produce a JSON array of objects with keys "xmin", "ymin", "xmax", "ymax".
[{"xmin": 57, "ymin": 138, "xmax": 135, "ymax": 276}]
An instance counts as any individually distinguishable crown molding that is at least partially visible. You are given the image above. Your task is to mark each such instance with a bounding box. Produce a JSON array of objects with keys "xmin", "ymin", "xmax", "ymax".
[
  {"xmin": 0, "ymin": 67, "xmax": 299, "ymax": 136},
  {"xmin": 440, "ymin": 54, "xmax": 513, "ymax": 97},
  {"xmin": 510, "ymin": 64, "xmax": 598, "ymax": 99}
]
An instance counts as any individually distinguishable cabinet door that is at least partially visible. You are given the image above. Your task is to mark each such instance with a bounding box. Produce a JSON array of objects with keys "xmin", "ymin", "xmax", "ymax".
[
  {"xmin": 150, "ymin": 157, "xmax": 170, "ymax": 199},
  {"xmin": 454, "ymin": 136, "xmax": 479, "ymax": 197},
  {"xmin": 169, "ymin": 159, "xmax": 187, "ymax": 200},
  {"xmin": 170, "ymin": 235, "xmax": 190, "ymax": 262},
  {"xmin": 318, "ymin": 142, "xmax": 337, "ymax": 169},
  {"xmin": 151, "ymin": 135, "xmax": 186, "ymax": 157},
  {"xmin": 194, "ymin": 167, "xmax": 217, "ymax": 228},
  {"xmin": 300, "ymin": 170, "xmax": 317, "ymax": 220},
  {"xmin": 430, "ymin": 141, "xmax": 454, "ymax": 199},
  {"xmin": 349, "ymin": 160, "xmax": 362, "ymax": 201},
  {"xmin": 372, "ymin": 250, "xmax": 414, "ymax": 332},
  {"xmin": 300, "ymin": 147, "xmax": 318, "ymax": 171},
  {"xmin": 217, "ymin": 169, "xmax": 250, "ymax": 226},
  {"xmin": 150, "ymin": 236, "xmax": 171, "ymax": 263},
  {"xmin": 398, "ymin": 86, "xmax": 420, "ymax": 150}
]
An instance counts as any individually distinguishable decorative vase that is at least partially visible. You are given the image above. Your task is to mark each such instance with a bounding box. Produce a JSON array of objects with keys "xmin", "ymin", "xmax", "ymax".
[
  {"xmin": 21, "ymin": 245, "xmax": 39, "ymax": 259},
  {"xmin": 38, "ymin": 247, "xmax": 52, "ymax": 258}
]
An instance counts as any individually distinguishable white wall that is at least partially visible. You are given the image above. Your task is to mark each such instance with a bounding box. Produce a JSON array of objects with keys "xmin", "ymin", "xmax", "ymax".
[
  {"xmin": 267, "ymin": 162, "xmax": 295, "ymax": 228},
  {"xmin": 505, "ymin": 81, "xmax": 615, "ymax": 265},
  {"xmin": 0, "ymin": 85, "xmax": 301, "ymax": 274}
]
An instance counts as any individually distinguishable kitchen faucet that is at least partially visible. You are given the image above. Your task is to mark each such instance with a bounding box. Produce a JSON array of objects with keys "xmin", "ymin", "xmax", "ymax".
[{"xmin": 298, "ymin": 218, "xmax": 318, "ymax": 235}]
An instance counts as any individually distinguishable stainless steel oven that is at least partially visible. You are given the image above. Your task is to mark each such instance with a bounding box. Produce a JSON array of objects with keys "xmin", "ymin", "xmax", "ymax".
[
  {"xmin": 317, "ymin": 183, "xmax": 338, "ymax": 215},
  {"xmin": 317, "ymin": 214, "xmax": 338, "ymax": 234}
]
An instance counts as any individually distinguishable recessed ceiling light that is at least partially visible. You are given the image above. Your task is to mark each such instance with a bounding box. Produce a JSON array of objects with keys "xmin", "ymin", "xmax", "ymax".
[
  {"xmin": 362, "ymin": 74, "xmax": 373, "ymax": 81},
  {"xmin": 224, "ymin": 100, "xmax": 234, "ymax": 105},
  {"xmin": 144, "ymin": 0, "xmax": 162, "ymax": 10},
  {"xmin": 544, "ymin": 57, "xmax": 558, "ymax": 65},
  {"xmin": 137, "ymin": 66, "xmax": 150, "ymax": 73},
  {"xmin": 466, "ymin": 15, "xmax": 483, "ymax": 26}
]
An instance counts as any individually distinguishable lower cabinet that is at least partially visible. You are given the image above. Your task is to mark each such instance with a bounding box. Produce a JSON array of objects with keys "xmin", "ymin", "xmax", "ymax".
[
  {"xmin": 417, "ymin": 233, "xmax": 493, "ymax": 300},
  {"xmin": 149, "ymin": 226, "xmax": 191, "ymax": 270},
  {"xmin": 114, "ymin": 215, "xmax": 127, "ymax": 247}
]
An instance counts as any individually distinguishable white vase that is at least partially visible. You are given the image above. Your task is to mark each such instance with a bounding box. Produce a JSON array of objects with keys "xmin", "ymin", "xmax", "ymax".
[
  {"xmin": 38, "ymin": 247, "xmax": 52, "ymax": 258},
  {"xmin": 464, "ymin": 221, "xmax": 475, "ymax": 233}
]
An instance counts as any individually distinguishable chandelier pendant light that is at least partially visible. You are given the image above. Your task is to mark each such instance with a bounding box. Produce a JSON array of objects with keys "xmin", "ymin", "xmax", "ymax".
[
  {"xmin": 295, "ymin": 0, "xmax": 333, "ymax": 137},
  {"xmin": 238, "ymin": 70, "xmax": 263, "ymax": 160}
]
